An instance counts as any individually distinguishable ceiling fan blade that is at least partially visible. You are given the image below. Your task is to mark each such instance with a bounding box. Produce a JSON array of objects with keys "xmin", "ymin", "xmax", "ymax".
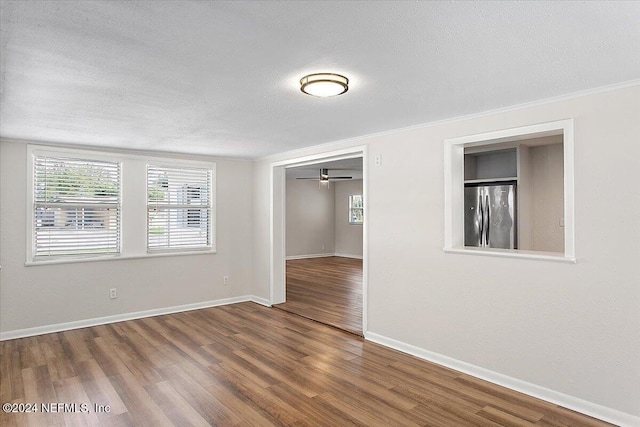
[{"xmin": 295, "ymin": 168, "xmax": 355, "ymax": 180}]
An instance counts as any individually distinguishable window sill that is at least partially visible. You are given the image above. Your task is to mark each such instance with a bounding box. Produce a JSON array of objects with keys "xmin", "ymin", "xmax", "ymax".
[
  {"xmin": 443, "ymin": 247, "xmax": 576, "ymax": 263},
  {"xmin": 25, "ymin": 249, "xmax": 217, "ymax": 267}
]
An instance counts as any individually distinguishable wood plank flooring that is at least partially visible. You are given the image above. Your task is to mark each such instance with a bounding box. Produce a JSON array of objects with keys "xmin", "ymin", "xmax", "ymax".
[
  {"xmin": 275, "ymin": 257, "xmax": 363, "ymax": 335},
  {"xmin": 0, "ymin": 302, "xmax": 613, "ymax": 427}
]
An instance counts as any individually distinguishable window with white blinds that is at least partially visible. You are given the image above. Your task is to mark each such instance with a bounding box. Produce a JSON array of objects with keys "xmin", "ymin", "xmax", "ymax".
[
  {"xmin": 33, "ymin": 156, "xmax": 121, "ymax": 257},
  {"xmin": 147, "ymin": 164, "xmax": 212, "ymax": 251}
]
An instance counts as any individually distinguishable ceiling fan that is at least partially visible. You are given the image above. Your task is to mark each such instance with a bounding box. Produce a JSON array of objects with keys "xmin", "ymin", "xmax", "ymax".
[
  {"xmin": 296, "ymin": 168, "xmax": 352, "ymax": 182},
  {"xmin": 296, "ymin": 168, "xmax": 353, "ymax": 189}
]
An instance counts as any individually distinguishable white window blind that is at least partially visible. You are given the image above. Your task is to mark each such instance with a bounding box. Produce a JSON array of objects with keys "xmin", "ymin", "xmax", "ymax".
[
  {"xmin": 349, "ymin": 194, "xmax": 364, "ymax": 224},
  {"xmin": 147, "ymin": 165, "xmax": 212, "ymax": 251},
  {"xmin": 33, "ymin": 156, "xmax": 121, "ymax": 257}
]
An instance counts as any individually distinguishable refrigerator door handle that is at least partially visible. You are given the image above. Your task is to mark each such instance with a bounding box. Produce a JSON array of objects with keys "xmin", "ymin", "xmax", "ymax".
[
  {"xmin": 478, "ymin": 194, "xmax": 484, "ymax": 246},
  {"xmin": 484, "ymin": 194, "xmax": 490, "ymax": 246}
]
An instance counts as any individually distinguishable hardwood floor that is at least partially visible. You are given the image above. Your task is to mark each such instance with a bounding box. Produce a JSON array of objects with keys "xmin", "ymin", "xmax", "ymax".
[
  {"xmin": 275, "ymin": 256, "xmax": 363, "ymax": 335},
  {"xmin": 1, "ymin": 303, "xmax": 613, "ymax": 427}
]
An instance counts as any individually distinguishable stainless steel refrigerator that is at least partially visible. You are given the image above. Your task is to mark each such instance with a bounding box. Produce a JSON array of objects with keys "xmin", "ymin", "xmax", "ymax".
[{"xmin": 464, "ymin": 182, "xmax": 517, "ymax": 249}]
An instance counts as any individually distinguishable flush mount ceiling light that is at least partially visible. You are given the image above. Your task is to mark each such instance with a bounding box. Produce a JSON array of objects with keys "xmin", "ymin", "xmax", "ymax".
[{"xmin": 300, "ymin": 73, "xmax": 349, "ymax": 97}]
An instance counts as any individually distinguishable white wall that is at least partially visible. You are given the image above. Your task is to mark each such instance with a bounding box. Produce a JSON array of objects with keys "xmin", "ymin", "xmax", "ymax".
[
  {"xmin": 285, "ymin": 179, "xmax": 335, "ymax": 257},
  {"xmin": 0, "ymin": 140, "xmax": 254, "ymax": 334},
  {"xmin": 253, "ymin": 85, "xmax": 640, "ymax": 420},
  {"xmin": 285, "ymin": 178, "xmax": 363, "ymax": 258},
  {"xmin": 526, "ymin": 143, "xmax": 565, "ymax": 252},
  {"xmin": 518, "ymin": 138, "xmax": 565, "ymax": 253},
  {"xmin": 334, "ymin": 179, "xmax": 363, "ymax": 257}
]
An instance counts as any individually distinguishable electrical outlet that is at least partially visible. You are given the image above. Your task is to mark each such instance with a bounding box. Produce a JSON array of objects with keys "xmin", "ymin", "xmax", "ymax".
[
  {"xmin": 110, "ymin": 288, "xmax": 117, "ymax": 299},
  {"xmin": 322, "ymin": 244, "xmax": 325, "ymax": 251},
  {"xmin": 223, "ymin": 276, "xmax": 230, "ymax": 285},
  {"xmin": 375, "ymin": 155, "xmax": 382, "ymax": 166}
]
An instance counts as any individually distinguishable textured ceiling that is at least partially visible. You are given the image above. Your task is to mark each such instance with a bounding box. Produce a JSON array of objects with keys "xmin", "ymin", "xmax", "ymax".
[{"xmin": 1, "ymin": 1, "xmax": 639, "ymax": 159}]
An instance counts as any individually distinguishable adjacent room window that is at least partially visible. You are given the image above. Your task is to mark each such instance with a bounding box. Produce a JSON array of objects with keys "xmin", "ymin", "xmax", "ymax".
[
  {"xmin": 147, "ymin": 164, "xmax": 213, "ymax": 251},
  {"xmin": 349, "ymin": 194, "xmax": 364, "ymax": 224},
  {"xmin": 33, "ymin": 155, "xmax": 121, "ymax": 258}
]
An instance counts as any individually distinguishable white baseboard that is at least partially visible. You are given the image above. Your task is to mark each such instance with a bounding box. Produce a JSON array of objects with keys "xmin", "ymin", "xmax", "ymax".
[
  {"xmin": 285, "ymin": 253, "xmax": 335, "ymax": 260},
  {"xmin": 250, "ymin": 295, "xmax": 272, "ymax": 307},
  {"xmin": 0, "ymin": 295, "xmax": 258, "ymax": 341},
  {"xmin": 364, "ymin": 332, "xmax": 639, "ymax": 427},
  {"xmin": 285, "ymin": 253, "xmax": 363, "ymax": 260},
  {"xmin": 333, "ymin": 253, "xmax": 363, "ymax": 259}
]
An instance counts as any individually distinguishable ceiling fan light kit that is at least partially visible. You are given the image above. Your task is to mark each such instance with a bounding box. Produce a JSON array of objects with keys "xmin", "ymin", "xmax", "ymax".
[{"xmin": 300, "ymin": 73, "xmax": 349, "ymax": 97}]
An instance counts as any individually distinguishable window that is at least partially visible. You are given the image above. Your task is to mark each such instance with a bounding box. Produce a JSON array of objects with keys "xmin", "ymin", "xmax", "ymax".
[
  {"xmin": 349, "ymin": 194, "xmax": 364, "ymax": 224},
  {"xmin": 28, "ymin": 146, "xmax": 216, "ymax": 265},
  {"xmin": 147, "ymin": 164, "xmax": 212, "ymax": 251},
  {"xmin": 33, "ymin": 155, "xmax": 121, "ymax": 258}
]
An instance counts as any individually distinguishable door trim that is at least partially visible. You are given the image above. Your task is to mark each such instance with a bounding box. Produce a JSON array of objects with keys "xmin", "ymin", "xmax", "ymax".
[{"xmin": 269, "ymin": 146, "xmax": 368, "ymax": 334}]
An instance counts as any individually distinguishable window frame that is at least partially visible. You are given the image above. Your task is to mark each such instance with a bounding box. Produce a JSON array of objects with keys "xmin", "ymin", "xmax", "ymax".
[
  {"xmin": 146, "ymin": 162, "xmax": 215, "ymax": 253},
  {"xmin": 348, "ymin": 194, "xmax": 364, "ymax": 225},
  {"xmin": 27, "ymin": 147, "xmax": 123, "ymax": 263}
]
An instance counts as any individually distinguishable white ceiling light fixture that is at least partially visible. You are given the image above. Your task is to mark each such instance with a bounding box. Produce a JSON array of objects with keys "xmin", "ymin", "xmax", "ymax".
[{"xmin": 300, "ymin": 73, "xmax": 349, "ymax": 97}]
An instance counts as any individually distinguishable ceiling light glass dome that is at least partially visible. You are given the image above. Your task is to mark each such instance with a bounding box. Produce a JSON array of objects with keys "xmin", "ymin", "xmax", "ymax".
[{"xmin": 300, "ymin": 73, "xmax": 349, "ymax": 97}]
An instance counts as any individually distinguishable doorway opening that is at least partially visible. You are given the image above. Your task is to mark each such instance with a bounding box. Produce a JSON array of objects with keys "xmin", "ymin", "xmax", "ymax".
[{"xmin": 269, "ymin": 148, "xmax": 367, "ymax": 336}]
